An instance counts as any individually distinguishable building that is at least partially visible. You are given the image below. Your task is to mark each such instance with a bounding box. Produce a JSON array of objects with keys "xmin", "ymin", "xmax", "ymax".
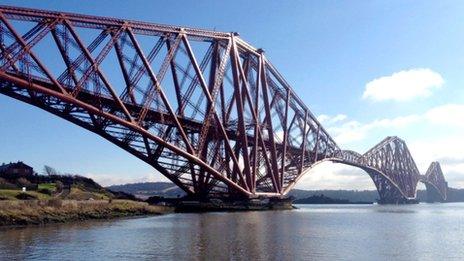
[{"xmin": 0, "ymin": 161, "xmax": 34, "ymax": 176}]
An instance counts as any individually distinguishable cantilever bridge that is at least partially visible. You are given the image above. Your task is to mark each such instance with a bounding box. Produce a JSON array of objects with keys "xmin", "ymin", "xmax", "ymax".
[{"xmin": 0, "ymin": 6, "xmax": 448, "ymax": 204}]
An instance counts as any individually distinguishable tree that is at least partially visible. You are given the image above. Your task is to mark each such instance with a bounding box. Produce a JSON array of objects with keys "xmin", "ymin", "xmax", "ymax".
[
  {"xmin": 43, "ymin": 165, "xmax": 59, "ymax": 176},
  {"xmin": 17, "ymin": 177, "xmax": 32, "ymax": 187}
]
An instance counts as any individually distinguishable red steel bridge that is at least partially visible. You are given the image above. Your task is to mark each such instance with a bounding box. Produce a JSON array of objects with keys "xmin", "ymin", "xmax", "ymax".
[{"xmin": 0, "ymin": 6, "xmax": 448, "ymax": 204}]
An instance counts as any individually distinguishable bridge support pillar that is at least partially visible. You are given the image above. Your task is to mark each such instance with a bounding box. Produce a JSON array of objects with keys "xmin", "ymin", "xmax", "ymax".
[{"xmin": 424, "ymin": 183, "xmax": 446, "ymax": 203}]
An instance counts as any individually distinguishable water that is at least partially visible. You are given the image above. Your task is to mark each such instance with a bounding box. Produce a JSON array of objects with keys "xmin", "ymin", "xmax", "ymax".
[{"xmin": 1, "ymin": 203, "xmax": 463, "ymax": 260}]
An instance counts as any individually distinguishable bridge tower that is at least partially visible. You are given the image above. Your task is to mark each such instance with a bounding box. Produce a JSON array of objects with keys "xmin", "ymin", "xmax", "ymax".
[
  {"xmin": 421, "ymin": 162, "xmax": 447, "ymax": 202},
  {"xmin": 360, "ymin": 137, "xmax": 421, "ymax": 203}
]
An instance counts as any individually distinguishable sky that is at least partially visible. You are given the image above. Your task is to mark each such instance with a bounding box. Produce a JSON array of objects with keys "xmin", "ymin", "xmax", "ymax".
[{"xmin": 0, "ymin": 1, "xmax": 463, "ymax": 190}]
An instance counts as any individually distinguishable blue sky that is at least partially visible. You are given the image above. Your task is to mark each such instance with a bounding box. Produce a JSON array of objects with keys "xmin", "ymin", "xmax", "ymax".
[{"xmin": 1, "ymin": 1, "xmax": 463, "ymax": 189}]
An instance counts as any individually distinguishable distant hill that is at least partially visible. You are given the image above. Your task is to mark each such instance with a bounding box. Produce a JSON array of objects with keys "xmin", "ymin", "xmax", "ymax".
[
  {"xmin": 0, "ymin": 171, "xmax": 137, "ymax": 201},
  {"xmin": 106, "ymin": 182, "xmax": 185, "ymax": 199},
  {"xmin": 444, "ymin": 188, "xmax": 464, "ymax": 202},
  {"xmin": 106, "ymin": 181, "xmax": 464, "ymax": 202},
  {"xmin": 293, "ymin": 194, "xmax": 372, "ymax": 204},
  {"xmin": 289, "ymin": 189, "xmax": 379, "ymax": 202},
  {"xmin": 291, "ymin": 188, "xmax": 464, "ymax": 203}
]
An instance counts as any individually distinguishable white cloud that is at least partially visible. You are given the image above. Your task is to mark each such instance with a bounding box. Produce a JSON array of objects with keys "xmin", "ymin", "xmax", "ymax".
[
  {"xmin": 306, "ymin": 103, "xmax": 464, "ymax": 189},
  {"xmin": 317, "ymin": 114, "xmax": 330, "ymax": 123},
  {"xmin": 317, "ymin": 114, "xmax": 347, "ymax": 124},
  {"xmin": 83, "ymin": 173, "xmax": 169, "ymax": 187},
  {"xmin": 320, "ymin": 103, "xmax": 463, "ymax": 146},
  {"xmin": 425, "ymin": 104, "xmax": 464, "ymax": 128},
  {"xmin": 410, "ymin": 138, "xmax": 464, "ymax": 172},
  {"xmin": 363, "ymin": 68, "xmax": 444, "ymax": 101},
  {"xmin": 295, "ymin": 162, "xmax": 375, "ymax": 190},
  {"xmin": 324, "ymin": 114, "xmax": 421, "ymax": 145},
  {"xmin": 409, "ymin": 137, "xmax": 464, "ymax": 188}
]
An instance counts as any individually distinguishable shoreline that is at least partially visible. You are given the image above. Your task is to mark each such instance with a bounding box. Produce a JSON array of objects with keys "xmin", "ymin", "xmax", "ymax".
[
  {"xmin": 294, "ymin": 202, "xmax": 373, "ymax": 205},
  {"xmin": 0, "ymin": 199, "xmax": 174, "ymax": 227},
  {"xmin": 0, "ymin": 213, "xmax": 166, "ymax": 230}
]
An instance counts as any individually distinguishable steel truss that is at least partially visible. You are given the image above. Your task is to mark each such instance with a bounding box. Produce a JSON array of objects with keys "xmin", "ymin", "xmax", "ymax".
[
  {"xmin": 0, "ymin": 5, "xmax": 338, "ymax": 198},
  {"xmin": 0, "ymin": 6, "xmax": 447, "ymax": 202},
  {"xmin": 421, "ymin": 162, "xmax": 447, "ymax": 202},
  {"xmin": 333, "ymin": 137, "xmax": 447, "ymax": 203}
]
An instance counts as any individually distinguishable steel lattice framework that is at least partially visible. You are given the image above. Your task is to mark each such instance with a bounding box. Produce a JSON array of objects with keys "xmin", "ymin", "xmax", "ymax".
[
  {"xmin": 0, "ymin": 5, "xmax": 339, "ymax": 198},
  {"xmin": 0, "ymin": 6, "xmax": 448, "ymax": 202},
  {"xmin": 421, "ymin": 162, "xmax": 447, "ymax": 202},
  {"xmin": 333, "ymin": 137, "xmax": 421, "ymax": 203}
]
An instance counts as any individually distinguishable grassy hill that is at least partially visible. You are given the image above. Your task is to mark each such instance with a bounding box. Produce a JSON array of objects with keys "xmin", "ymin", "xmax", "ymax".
[
  {"xmin": 0, "ymin": 172, "xmax": 136, "ymax": 201},
  {"xmin": 107, "ymin": 182, "xmax": 185, "ymax": 199},
  {"xmin": 0, "ymin": 173, "xmax": 171, "ymax": 226}
]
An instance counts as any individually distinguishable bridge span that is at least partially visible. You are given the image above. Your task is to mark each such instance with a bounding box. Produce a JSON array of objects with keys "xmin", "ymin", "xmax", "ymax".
[{"xmin": 0, "ymin": 5, "xmax": 447, "ymax": 204}]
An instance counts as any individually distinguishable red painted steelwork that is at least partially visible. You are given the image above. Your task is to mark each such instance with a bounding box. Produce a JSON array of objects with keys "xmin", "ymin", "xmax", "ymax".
[{"xmin": 0, "ymin": 6, "xmax": 447, "ymax": 202}]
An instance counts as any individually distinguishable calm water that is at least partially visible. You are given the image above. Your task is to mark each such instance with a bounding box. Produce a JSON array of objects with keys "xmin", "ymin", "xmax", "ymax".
[{"xmin": 1, "ymin": 203, "xmax": 464, "ymax": 260}]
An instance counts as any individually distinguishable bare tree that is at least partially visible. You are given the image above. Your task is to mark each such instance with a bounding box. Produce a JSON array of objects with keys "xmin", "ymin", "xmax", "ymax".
[{"xmin": 43, "ymin": 165, "xmax": 59, "ymax": 176}]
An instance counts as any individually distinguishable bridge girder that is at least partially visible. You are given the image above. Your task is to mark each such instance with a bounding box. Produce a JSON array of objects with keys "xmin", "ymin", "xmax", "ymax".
[{"xmin": 0, "ymin": 5, "xmax": 339, "ymax": 198}]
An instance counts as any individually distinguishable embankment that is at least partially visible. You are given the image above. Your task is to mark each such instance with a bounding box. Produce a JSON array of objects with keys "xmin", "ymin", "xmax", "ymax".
[{"xmin": 0, "ymin": 199, "xmax": 173, "ymax": 226}]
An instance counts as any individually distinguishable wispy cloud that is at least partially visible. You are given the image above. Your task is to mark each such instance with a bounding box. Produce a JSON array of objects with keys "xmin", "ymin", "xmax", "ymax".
[
  {"xmin": 317, "ymin": 114, "xmax": 347, "ymax": 124},
  {"xmin": 311, "ymin": 103, "xmax": 464, "ymax": 189},
  {"xmin": 425, "ymin": 104, "xmax": 464, "ymax": 128},
  {"xmin": 321, "ymin": 103, "xmax": 462, "ymax": 146},
  {"xmin": 363, "ymin": 68, "xmax": 444, "ymax": 102},
  {"xmin": 323, "ymin": 114, "xmax": 421, "ymax": 145}
]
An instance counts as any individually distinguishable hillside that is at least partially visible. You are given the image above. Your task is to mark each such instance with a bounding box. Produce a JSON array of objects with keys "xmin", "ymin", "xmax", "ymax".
[
  {"xmin": 107, "ymin": 182, "xmax": 185, "ymax": 199},
  {"xmin": 0, "ymin": 171, "xmax": 136, "ymax": 201},
  {"xmin": 293, "ymin": 194, "xmax": 372, "ymax": 204},
  {"xmin": 289, "ymin": 189, "xmax": 379, "ymax": 202}
]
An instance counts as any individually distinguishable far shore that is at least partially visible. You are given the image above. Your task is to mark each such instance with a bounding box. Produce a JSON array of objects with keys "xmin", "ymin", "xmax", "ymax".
[{"xmin": 0, "ymin": 199, "xmax": 174, "ymax": 227}]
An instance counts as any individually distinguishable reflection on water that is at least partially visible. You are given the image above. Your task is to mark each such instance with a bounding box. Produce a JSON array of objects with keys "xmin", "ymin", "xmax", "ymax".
[{"xmin": 1, "ymin": 203, "xmax": 464, "ymax": 260}]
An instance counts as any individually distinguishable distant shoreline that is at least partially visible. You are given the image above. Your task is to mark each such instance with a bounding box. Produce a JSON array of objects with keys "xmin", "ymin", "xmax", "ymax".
[
  {"xmin": 293, "ymin": 194, "xmax": 374, "ymax": 205},
  {"xmin": 295, "ymin": 202, "xmax": 374, "ymax": 205}
]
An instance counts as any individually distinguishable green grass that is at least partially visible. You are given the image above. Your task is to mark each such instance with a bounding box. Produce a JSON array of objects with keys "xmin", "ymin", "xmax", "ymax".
[
  {"xmin": 0, "ymin": 189, "xmax": 51, "ymax": 200},
  {"xmin": 38, "ymin": 183, "xmax": 56, "ymax": 191},
  {"xmin": 67, "ymin": 187, "xmax": 110, "ymax": 200}
]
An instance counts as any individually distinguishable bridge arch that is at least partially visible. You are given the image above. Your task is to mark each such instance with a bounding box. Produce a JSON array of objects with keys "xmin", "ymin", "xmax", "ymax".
[
  {"xmin": 293, "ymin": 136, "xmax": 423, "ymax": 204},
  {"xmin": 302, "ymin": 156, "xmax": 411, "ymax": 204}
]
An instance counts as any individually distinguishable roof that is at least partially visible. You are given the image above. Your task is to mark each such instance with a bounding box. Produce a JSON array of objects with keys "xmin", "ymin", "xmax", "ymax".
[{"xmin": 0, "ymin": 161, "xmax": 33, "ymax": 171}]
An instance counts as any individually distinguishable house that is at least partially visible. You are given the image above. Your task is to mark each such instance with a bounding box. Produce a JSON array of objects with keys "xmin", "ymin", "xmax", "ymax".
[{"xmin": 0, "ymin": 161, "xmax": 34, "ymax": 176}]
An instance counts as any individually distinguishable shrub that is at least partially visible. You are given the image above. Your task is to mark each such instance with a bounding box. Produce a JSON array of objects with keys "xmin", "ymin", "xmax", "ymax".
[
  {"xmin": 0, "ymin": 177, "xmax": 17, "ymax": 190},
  {"xmin": 55, "ymin": 181, "xmax": 64, "ymax": 192},
  {"xmin": 38, "ymin": 188, "xmax": 53, "ymax": 195},
  {"xmin": 47, "ymin": 198, "xmax": 63, "ymax": 208},
  {"xmin": 16, "ymin": 192, "xmax": 37, "ymax": 200},
  {"xmin": 16, "ymin": 177, "xmax": 32, "ymax": 187}
]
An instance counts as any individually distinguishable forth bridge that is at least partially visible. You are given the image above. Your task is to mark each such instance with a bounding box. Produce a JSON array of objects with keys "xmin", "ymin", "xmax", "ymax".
[{"xmin": 0, "ymin": 5, "xmax": 448, "ymax": 206}]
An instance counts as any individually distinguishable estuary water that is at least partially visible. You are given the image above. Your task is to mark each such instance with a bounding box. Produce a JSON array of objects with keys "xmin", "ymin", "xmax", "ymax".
[{"xmin": 1, "ymin": 203, "xmax": 463, "ymax": 260}]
